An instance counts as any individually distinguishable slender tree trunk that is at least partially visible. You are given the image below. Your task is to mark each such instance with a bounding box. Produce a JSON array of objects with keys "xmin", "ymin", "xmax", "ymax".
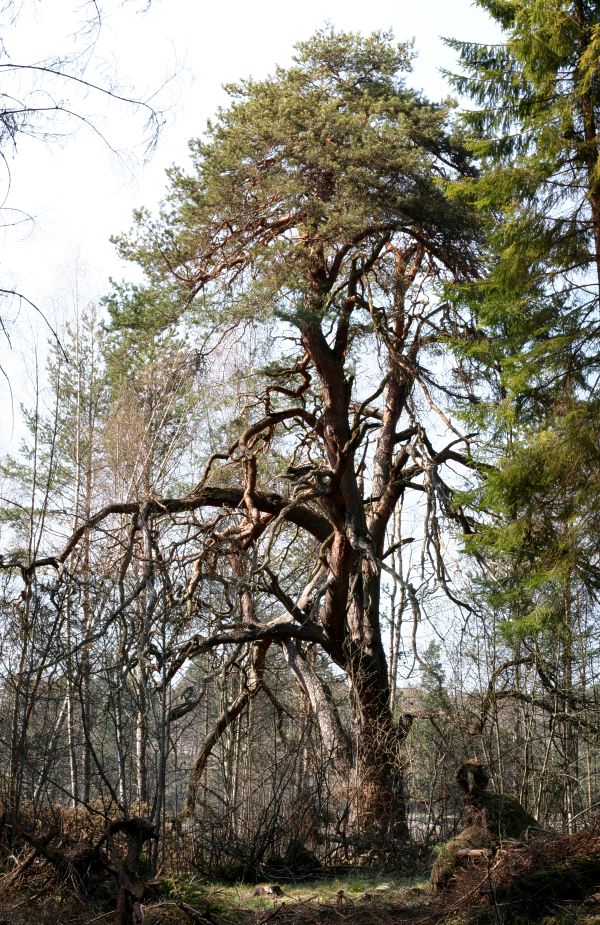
[
  {"xmin": 282, "ymin": 640, "xmax": 351, "ymax": 773},
  {"xmin": 114, "ymin": 670, "xmax": 128, "ymax": 806},
  {"xmin": 574, "ymin": 0, "xmax": 600, "ymax": 295},
  {"xmin": 134, "ymin": 667, "xmax": 149, "ymax": 806},
  {"xmin": 33, "ymin": 694, "xmax": 69, "ymax": 803},
  {"xmin": 9, "ymin": 606, "xmax": 31, "ymax": 814},
  {"xmin": 152, "ymin": 661, "xmax": 169, "ymax": 872},
  {"xmin": 66, "ymin": 641, "xmax": 79, "ymax": 807}
]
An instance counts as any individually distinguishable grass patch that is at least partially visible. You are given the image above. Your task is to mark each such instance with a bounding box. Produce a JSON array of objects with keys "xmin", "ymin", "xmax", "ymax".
[{"xmin": 158, "ymin": 871, "xmax": 430, "ymax": 920}]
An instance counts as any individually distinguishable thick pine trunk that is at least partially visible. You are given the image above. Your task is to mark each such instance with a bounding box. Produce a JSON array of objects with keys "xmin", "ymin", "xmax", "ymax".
[
  {"xmin": 352, "ymin": 710, "xmax": 408, "ymax": 843},
  {"xmin": 297, "ymin": 258, "xmax": 416, "ymax": 846},
  {"xmin": 347, "ymin": 625, "xmax": 410, "ymax": 843}
]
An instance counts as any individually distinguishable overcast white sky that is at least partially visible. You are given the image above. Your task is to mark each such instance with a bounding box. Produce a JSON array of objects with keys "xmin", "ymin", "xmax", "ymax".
[{"xmin": 0, "ymin": 0, "xmax": 501, "ymax": 447}]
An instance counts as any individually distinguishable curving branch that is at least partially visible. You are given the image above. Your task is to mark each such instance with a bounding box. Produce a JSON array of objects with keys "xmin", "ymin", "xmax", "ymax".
[{"xmin": 1, "ymin": 486, "xmax": 332, "ymax": 578}]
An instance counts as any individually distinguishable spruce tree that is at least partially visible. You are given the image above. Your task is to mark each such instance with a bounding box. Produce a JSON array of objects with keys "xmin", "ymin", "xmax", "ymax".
[
  {"xmin": 449, "ymin": 2, "xmax": 600, "ymax": 772},
  {"xmin": 448, "ymin": 0, "xmax": 600, "ymax": 578}
]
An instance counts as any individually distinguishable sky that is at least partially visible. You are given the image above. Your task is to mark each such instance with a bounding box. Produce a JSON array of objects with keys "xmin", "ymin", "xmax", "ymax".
[{"xmin": 0, "ymin": 0, "xmax": 501, "ymax": 448}]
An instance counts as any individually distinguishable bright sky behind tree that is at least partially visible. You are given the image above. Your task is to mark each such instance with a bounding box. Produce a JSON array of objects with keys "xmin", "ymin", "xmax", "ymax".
[{"xmin": 0, "ymin": 0, "xmax": 500, "ymax": 445}]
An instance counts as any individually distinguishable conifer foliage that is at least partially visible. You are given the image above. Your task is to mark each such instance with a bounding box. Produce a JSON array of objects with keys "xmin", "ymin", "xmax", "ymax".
[
  {"xmin": 449, "ymin": 2, "xmax": 600, "ymax": 732},
  {"xmin": 448, "ymin": 0, "xmax": 600, "ymax": 407}
]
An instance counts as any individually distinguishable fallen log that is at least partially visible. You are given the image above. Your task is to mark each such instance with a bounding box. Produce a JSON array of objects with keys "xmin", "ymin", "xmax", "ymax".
[{"xmin": 453, "ymin": 848, "xmax": 493, "ymax": 862}]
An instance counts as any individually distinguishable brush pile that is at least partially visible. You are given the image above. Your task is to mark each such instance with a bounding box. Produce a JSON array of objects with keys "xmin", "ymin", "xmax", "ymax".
[
  {"xmin": 0, "ymin": 804, "xmax": 158, "ymax": 925},
  {"xmin": 444, "ymin": 830, "xmax": 600, "ymax": 922}
]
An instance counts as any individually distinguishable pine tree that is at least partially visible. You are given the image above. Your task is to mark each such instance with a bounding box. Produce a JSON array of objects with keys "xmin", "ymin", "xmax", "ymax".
[{"xmin": 110, "ymin": 28, "xmax": 481, "ymax": 845}]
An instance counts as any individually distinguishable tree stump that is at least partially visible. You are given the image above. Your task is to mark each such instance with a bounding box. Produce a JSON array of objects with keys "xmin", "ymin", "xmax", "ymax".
[{"xmin": 431, "ymin": 760, "xmax": 538, "ymax": 891}]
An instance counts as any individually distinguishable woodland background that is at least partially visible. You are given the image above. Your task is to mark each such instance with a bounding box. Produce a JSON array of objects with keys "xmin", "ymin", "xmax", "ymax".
[{"xmin": 0, "ymin": 1, "xmax": 599, "ymax": 922}]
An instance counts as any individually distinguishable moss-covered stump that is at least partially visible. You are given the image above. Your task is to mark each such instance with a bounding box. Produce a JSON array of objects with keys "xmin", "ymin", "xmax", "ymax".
[
  {"xmin": 457, "ymin": 760, "xmax": 537, "ymax": 835},
  {"xmin": 431, "ymin": 761, "xmax": 539, "ymax": 892},
  {"xmin": 431, "ymin": 825, "xmax": 494, "ymax": 892}
]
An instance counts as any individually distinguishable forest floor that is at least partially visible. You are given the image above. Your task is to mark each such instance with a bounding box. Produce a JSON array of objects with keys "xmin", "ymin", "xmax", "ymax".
[
  {"xmin": 144, "ymin": 872, "xmax": 600, "ymax": 925},
  {"xmin": 2, "ymin": 868, "xmax": 600, "ymax": 925}
]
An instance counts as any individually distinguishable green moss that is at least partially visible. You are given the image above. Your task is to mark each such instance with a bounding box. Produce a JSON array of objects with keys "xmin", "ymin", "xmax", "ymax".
[
  {"xmin": 161, "ymin": 877, "xmax": 244, "ymax": 920},
  {"xmin": 431, "ymin": 825, "xmax": 494, "ymax": 892},
  {"xmin": 481, "ymin": 792, "xmax": 538, "ymax": 840}
]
